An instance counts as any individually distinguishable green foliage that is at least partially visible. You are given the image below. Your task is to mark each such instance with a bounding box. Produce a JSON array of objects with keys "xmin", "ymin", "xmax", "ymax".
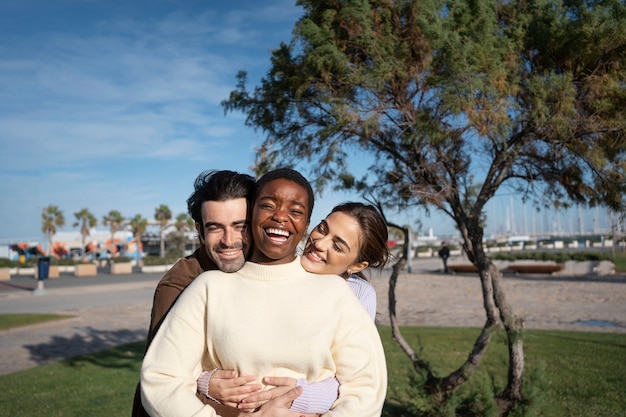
[
  {"xmin": 155, "ymin": 204, "xmax": 173, "ymax": 258},
  {"xmin": 102, "ymin": 209, "xmax": 124, "ymax": 241},
  {"xmin": 613, "ymin": 252, "xmax": 626, "ymax": 272},
  {"xmin": 18, "ymin": 258, "xmax": 37, "ymax": 267},
  {"xmin": 0, "ymin": 314, "xmax": 74, "ymax": 330},
  {"xmin": 129, "ymin": 214, "xmax": 148, "ymax": 237},
  {"xmin": 507, "ymin": 361, "xmax": 549, "ymax": 417},
  {"xmin": 72, "ymin": 208, "xmax": 98, "ymax": 257},
  {"xmin": 223, "ymin": 0, "xmax": 626, "ymax": 218},
  {"xmin": 111, "ymin": 256, "xmax": 133, "ymax": 264},
  {"xmin": 490, "ymin": 250, "xmax": 612, "ymax": 262},
  {"xmin": 154, "ymin": 204, "xmax": 172, "ymax": 226},
  {"xmin": 379, "ymin": 326, "xmax": 626, "ymax": 417},
  {"xmin": 0, "ymin": 258, "xmax": 17, "ymax": 268},
  {"xmin": 41, "ymin": 205, "xmax": 65, "ymax": 249},
  {"xmin": 141, "ymin": 254, "xmax": 179, "ymax": 266}
]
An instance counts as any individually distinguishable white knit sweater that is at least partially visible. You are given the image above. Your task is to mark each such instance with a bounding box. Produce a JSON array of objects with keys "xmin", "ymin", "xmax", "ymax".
[{"xmin": 141, "ymin": 257, "xmax": 387, "ymax": 417}]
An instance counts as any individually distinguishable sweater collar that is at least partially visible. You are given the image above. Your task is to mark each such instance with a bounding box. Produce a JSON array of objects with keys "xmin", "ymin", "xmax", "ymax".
[{"xmin": 239, "ymin": 256, "xmax": 304, "ymax": 281}]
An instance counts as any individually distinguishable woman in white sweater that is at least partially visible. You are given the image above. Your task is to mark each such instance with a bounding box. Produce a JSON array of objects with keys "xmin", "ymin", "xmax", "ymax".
[
  {"xmin": 202, "ymin": 202, "xmax": 390, "ymax": 412},
  {"xmin": 140, "ymin": 170, "xmax": 387, "ymax": 417}
]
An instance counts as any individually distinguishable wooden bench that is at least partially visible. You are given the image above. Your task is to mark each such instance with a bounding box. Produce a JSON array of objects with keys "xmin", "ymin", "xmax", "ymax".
[
  {"xmin": 506, "ymin": 264, "xmax": 564, "ymax": 274},
  {"xmin": 448, "ymin": 264, "xmax": 478, "ymax": 273}
]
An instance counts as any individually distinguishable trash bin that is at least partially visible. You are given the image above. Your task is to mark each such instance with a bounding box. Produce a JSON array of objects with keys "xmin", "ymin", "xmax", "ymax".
[{"xmin": 37, "ymin": 256, "xmax": 50, "ymax": 280}]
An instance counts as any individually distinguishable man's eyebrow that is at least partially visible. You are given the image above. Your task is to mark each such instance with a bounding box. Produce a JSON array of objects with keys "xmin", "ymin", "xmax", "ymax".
[
  {"xmin": 204, "ymin": 221, "xmax": 224, "ymax": 228},
  {"xmin": 204, "ymin": 220, "xmax": 247, "ymax": 228}
]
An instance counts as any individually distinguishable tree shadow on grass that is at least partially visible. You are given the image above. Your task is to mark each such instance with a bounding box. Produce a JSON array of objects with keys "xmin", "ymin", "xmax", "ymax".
[
  {"xmin": 65, "ymin": 340, "xmax": 146, "ymax": 371},
  {"xmin": 24, "ymin": 327, "xmax": 146, "ymax": 369}
]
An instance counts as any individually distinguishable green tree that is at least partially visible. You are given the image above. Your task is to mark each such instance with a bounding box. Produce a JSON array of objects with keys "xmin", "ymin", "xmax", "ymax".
[
  {"xmin": 129, "ymin": 214, "xmax": 148, "ymax": 265},
  {"xmin": 223, "ymin": 0, "xmax": 626, "ymax": 413},
  {"xmin": 102, "ymin": 210, "xmax": 125, "ymax": 256},
  {"xmin": 154, "ymin": 204, "xmax": 172, "ymax": 258},
  {"xmin": 41, "ymin": 205, "xmax": 65, "ymax": 255},
  {"xmin": 173, "ymin": 213, "xmax": 194, "ymax": 254},
  {"xmin": 73, "ymin": 208, "xmax": 97, "ymax": 257}
]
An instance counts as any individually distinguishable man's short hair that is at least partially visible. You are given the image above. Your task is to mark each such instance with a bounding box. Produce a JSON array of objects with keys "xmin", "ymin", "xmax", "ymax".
[
  {"xmin": 187, "ymin": 170, "xmax": 256, "ymax": 224},
  {"xmin": 255, "ymin": 168, "xmax": 315, "ymax": 219}
]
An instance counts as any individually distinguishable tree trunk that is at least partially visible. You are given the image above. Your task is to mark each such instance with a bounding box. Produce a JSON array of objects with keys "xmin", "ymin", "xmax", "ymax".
[
  {"xmin": 159, "ymin": 229, "xmax": 165, "ymax": 258},
  {"xmin": 386, "ymin": 222, "xmax": 525, "ymax": 415},
  {"xmin": 473, "ymin": 241, "xmax": 525, "ymax": 415}
]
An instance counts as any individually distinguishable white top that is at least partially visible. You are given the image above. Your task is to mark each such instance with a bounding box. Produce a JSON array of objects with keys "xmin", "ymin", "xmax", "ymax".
[
  {"xmin": 347, "ymin": 274, "xmax": 377, "ymax": 321},
  {"xmin": 141, "ymin": 257, "xmax": 387, "ymax": 417}
]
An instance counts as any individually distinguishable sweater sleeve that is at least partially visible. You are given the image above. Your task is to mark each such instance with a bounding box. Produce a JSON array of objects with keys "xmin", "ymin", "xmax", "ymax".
[
  {"xmin": 141, "ymin": 275, "xmax": 217, "ymax": 417},
  {"xmin": 322, "ymin": 289, "xmax": 387, "ymax": 417}
]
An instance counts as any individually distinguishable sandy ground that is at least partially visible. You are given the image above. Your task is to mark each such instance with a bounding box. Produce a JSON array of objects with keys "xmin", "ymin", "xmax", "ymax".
[{"xmin": 371, "ymin": 271, "xmax": 626, "ymax": 333}]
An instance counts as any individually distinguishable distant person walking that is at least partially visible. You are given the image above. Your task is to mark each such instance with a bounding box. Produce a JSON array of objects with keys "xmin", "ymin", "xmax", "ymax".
[{"xmin": 438, "ymin": 241, "xmax": 450, "ymax": 273}]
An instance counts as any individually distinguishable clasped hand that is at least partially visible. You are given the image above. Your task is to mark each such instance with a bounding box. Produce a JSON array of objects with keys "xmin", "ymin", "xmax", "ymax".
[{"xmin": 208, "ymin": 370, "xmax": 298, "ymax": 411}]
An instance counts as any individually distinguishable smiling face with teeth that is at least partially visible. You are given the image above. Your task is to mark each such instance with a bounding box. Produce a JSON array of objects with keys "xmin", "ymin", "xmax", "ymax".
[
  {"xmin": 196, "ymin": 198, "xmax": 249, "ymax": 273},
  {"xmin": 301, "ymin": 211, "xmax": 369, "ymax": 277},
  {"xmin": 250, "ymin": 178, "xmax": 311, "ymax": 265}
]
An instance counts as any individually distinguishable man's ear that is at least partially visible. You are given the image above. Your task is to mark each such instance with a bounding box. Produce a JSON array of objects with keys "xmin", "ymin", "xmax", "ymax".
[{"xmin": 195, "ymin": 222, "xmax": 204, "ymax": 244}]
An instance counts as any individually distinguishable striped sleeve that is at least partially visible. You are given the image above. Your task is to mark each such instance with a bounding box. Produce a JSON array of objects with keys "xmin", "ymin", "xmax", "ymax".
[
  {"xmin": 291, "ymin": 377, "xmax": 340, "ymax": 413},
  {"xmin": 347, "ymin": 275, "xmax": 377, "ymax": 321}
]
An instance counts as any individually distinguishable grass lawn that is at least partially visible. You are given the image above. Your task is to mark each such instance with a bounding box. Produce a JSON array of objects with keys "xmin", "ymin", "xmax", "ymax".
[
  {"xmin": 0, "ymin": 313, "xmax": 75, "ymax": 330},
  {"xmin": 380, "ymin": 326, "xmax": 626, "ymax": 416},
  {"xmin": 0, "ymin": 326, "xmax": 624, "ymax": 417},
  {"xmin": 612, "ymin": 251, "xmax": 626, "ymax": 272}
]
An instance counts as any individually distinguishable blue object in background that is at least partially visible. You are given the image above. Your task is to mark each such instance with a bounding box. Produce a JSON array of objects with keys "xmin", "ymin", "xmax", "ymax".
[{"xmin": 37, "ymin": 256, "xmax": 50, "ymax": 280}]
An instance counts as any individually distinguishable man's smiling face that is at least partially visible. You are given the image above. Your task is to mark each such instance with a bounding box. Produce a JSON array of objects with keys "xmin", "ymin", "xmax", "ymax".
[
  {"xmin": 250, "ymin": 178, "xmax": 310, "ymax": 265},
  {"xmin": 197, "ymin": 198, "xmax": 249, "ymax": 272}
]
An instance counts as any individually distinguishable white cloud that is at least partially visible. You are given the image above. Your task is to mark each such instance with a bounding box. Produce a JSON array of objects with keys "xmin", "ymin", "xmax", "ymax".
[{"xmin": 0, "ymin": 1, "xmax": 299, "ymax": 240}]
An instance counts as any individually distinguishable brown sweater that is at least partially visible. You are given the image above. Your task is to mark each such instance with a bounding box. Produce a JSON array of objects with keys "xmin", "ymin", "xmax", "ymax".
[{"xmin": 132, "ymin": 248, "xmax": 217, "ymax": 417}]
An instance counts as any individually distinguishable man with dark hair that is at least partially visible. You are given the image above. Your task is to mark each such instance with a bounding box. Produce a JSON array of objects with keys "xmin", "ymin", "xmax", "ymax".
[{"xmin": 132, "ymin": 170, "xmax": 255, "ymax": 417}]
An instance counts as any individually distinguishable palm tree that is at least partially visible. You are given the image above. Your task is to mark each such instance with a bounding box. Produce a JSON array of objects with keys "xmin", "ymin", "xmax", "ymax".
[
  {"xmin": 73, "ymin": 208, "xmax": 97, "ymax": 257},
  {"xmin": 41, "ymin": 205, "xmax": 65, "ymax": 255},
  {"xmin": 174, "ymin": 213, "xmax": 194, "ymax": 254},
  {"xmin": 129, "ymin": 214, "xmax": 148, "ymax": 265},
  {"xmin": 154, "ymin": 204, "xmax": 172, "ymax": 258},
  {"xmin": 102, "ymin": 210, "xmax": 125, "ymax": 256}
]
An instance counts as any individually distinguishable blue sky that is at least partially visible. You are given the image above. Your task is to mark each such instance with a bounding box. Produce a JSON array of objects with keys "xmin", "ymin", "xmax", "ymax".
[
  {"xmin": 0, "ymin": 0, "xmax": 337, "ymax": 241},
  {"xmin": 0, "ymin": 0, "xmax": 610, "ymax": 244}
]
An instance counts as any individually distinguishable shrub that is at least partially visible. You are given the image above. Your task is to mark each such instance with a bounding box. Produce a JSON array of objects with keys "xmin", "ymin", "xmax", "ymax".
[
  {"xmin": 20, "ymin": 258, "xmax": 37, "ymax": 267},
  {"xmin": 489, "ymin": 251, "xmax": 612, "ymax": 262},
  {"xmin": 142, "ymin": 255, "xmax": 180, "ymax": 266},
  {"xmin": 0, "ymin": 258, "xmax": 17, "ymax": 268},
  {"xmin": 112, "ymin": 256, "xmax": 133, "ymax": 264}
]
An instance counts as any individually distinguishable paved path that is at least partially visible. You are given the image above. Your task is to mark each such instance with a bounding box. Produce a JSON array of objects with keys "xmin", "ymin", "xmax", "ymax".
[
  {"xmin": 0, "ymin": 278, "xmax": 157, "ymax": 375},
  {"xmin": 1, "ymin": 266, "xmax": 625, "ymax": 376}
]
